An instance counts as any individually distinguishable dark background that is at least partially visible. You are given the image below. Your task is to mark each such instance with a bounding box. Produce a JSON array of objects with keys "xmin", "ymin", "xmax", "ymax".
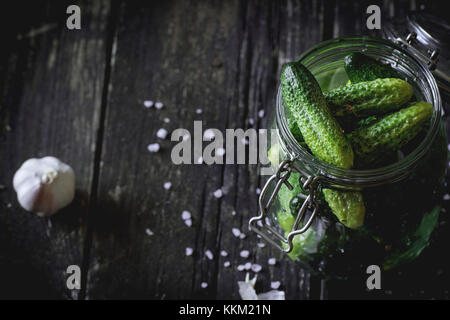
[{"xmin": 0, "ymin": 0, "xmax": 449, "ymax": 300}]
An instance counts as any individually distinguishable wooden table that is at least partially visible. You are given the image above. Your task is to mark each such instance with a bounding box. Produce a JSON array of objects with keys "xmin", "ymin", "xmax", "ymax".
[{"xmin": 1, "ymin": 0, "xmax": 449, "ymax": 299}]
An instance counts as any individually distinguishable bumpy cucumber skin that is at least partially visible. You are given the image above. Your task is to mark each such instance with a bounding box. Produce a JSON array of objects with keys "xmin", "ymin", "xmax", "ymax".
[
  {"xmin": 281, "ymin": 62, "xmax": 354, "ymax": 169},
  {"xmin": 344, "ymin": 52, "xmax": 399, "ymax": 83},
  {"xmin": 349, "ymin": 101, "xmax": 433, "ymax": 168},
  {"xmin": 325, "ymin": 78, "xmax": 413, "ymax": 118},
  {"xmin": 280, "ymin": 62, "xmax": 365, "ymax": 229}
]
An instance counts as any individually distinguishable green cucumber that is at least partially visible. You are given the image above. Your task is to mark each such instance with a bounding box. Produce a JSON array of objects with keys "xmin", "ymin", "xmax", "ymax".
[
  {"xmin": 322, "ymin": 189, "xmax": 365, "ymax": 229},
  {"xmin": 280, "ymin": 61, "xmax": 354, "ymax": 169},
  {"xmin": 344, "ymin": 52, "xmax": 399, "ymax": 83},
  {"xmin": 280, "ymin": 61, "xmax": 365, "ymax": 229},
  {"xmin": 349, "ymin": 101, "xmax": 433, "ymax": 168},
  {"xmin": 325, "ymin": 78, "xmax": 413, "ymax": 118}
]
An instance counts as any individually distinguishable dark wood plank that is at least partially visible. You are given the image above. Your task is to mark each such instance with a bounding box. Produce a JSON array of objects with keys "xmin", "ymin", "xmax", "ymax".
[
  {"xmin": 0, "ymin": 0, "xmax": 111, "ymax": 299},
  {"xmin": 85, "ymin": 0, "xmax": 325, "ymax": 299}
]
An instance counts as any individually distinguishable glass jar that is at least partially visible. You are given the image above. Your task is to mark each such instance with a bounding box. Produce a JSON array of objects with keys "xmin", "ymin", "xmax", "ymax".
[{"xmin": 250, "ymin": 36, "xmax": 447, "ymax": 278}]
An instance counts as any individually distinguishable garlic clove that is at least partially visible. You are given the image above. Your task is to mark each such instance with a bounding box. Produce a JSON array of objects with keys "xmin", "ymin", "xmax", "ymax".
[{"xmin": 13, "ymin": 156, "xmax": 75, "ymax": 217}]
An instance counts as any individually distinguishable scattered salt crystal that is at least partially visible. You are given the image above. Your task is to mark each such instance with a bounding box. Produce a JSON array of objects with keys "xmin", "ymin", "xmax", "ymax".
[
  {"xmin": 182, "ymin": 134, "xmax": 190, "ymax": 141},
  {"xmin": 239, "ymin": 233, "xmax": 246, "ymax": 240},
  {"xmin": 147, "ymin": 143, "xmax": 160, "ymax": 152},
  {"xmin": 184, "ymin": 219, "xmax": 192, "ymax": 227},
  {"xmin": 201, "ymin": 282, "xmax": 208, "ymax": 288},
  {"xmin": 256, "ymin": 188, "xmax": 261, "ymax": 195},
  {"xmin": 257, "ymin": 243, "xmax": 266, "ymax": 248},
  {"xmin": 156, "ymin": 128, "xmax": 168, "ymax": 139},
  {"xmin": 258, "ymin": 110, "xmax": 265, "ymax": 118},
  {"xmin": 204, "ymin": 129, "xmax": 215, "ymax": 140},
  {"xmin": 224, "ymin": 261, "xmax": 231, "ymax": 268},
  {"xmin": 214, "ymin": 189, "xmax": 223, "ymax": 198},
  {"xmin": 197, "ymin": 156, "xmax": 203, "ymax": 164},
  {"xmin": 185, "ymin": 247, "xmax": 193, "ymax": 256},
  {"xmin": 205, "ymin": 250, "xmax": 214, "ymax": 260},
  {"xmin": 248, "ymin": 118, "xmax": 254, "ymax": 125},
  {"xmin": 268, "ymin": 258, "xmax": 276, "ymax": 265},
  {"xmin": 237, "ymin": 265, "xmax": 245, "ymax": 271},
  {"xmin": 196, "ymin": 108, "xmax": 203, "ymax": 114},
  {"xmin": 240, "ymin": 250, "xmax": 250, "ymax": 258},
  {"xmin": 244, "ymin": 262, "xmax": 252, "ymax": 270},
  {"xmin": 145, "ymin": 228, "xmax": 154, "ymax": 236},
  {"xmin": 271, "ymin": 281, "xmax": 281, "ymax": 290},
  {"xmin": 163, "ymin": 182, "xmax": 172, "ymax": 190},
  {"xmin": 231, "ymin": 210, "xmax": 236, "ymax": 216},
  {"xmin": 155, "ymin": 102, "xmax": 164, "ymax": 109},
  {"xmin": 447, "ymin": 144, "xmax": 450, "ymax": 151},
  {"xmin": 181, "ymin": 210, "xmax": 191, "ymax": 220},
  {"xmin": 216, "ymin": 147, "xmax": 225, "ymax": 156},
  {"xmin": 163, "ymin": 117, "xmax": 170, "ymax": 123},
  {"xmin": 241, "ymin": 138, "xmax": 249, "ymax": 145},
  {"xmin": 251, "ymin": 264, "xmax": 262, "ymax": 273},
  {"xmin": 220, "ymin": 250, "xmax": 228, "ymax": 257},
  {"xmin": 232, "ymin": 228, "xmax": 241, "ymax": 237},
  {"xmin": 444, "ymin": 194, "xmax": 450, "ymax": 200},
  {"xmin": 257, "ymin": 221, "xmax": 263, "ymax": 227},
  {"xmin": 143, "ymin": 100, "xmax": 154, "ymax": 108}
]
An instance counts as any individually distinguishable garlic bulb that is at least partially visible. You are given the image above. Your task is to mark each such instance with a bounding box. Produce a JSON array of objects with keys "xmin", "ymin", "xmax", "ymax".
[{"xmin": 13, "ymin": 156, "xmax": 75, "ymax": 217}]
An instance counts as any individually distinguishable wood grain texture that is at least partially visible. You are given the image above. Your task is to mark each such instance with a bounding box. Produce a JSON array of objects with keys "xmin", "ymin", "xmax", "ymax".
[
  {"xmin": 0, "ymin": 0, "xmax": 110, "ymax": 299},
  {"xmin": 84, "ymin": 0, "xmax": 326, "ymax": 299},
  {"xmin": 1, "ymin": 0, "xmax": 449, "ymax": 300}
]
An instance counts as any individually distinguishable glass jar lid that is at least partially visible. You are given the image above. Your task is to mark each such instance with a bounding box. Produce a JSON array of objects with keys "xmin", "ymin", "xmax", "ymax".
[{"xmin": 382, "ymin": 12, "xmax": 450, "ymax": 98}]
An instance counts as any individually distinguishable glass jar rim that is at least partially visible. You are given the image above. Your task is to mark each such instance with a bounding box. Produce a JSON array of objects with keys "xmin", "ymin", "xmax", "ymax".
[{"xmin": 276, "ymin": 36, "xmax": 442, "ymax": 187}]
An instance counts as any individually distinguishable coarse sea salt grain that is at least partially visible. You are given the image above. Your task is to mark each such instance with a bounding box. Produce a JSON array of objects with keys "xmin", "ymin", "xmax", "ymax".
[
  {"xmin": 181, "ymin": 210, "xmax": 191, "ymax": 220},
  {"xmin": 268, "ymin": 258, "xmax": 276, "ymax": 265},
  {"xmin": 155, "ymin": 102, "xmax": 164, "ymax": 109},
  {"xmin": 205, "ymin": 250, "xmax": 214, "ymax": 260},
  {"xmin": 145, "ymin": 228, "xmax": 154, "ymax": 236},
  {"xmin": 214, "ymin": 189, "xmax": 223, "ymax": 198},
  {"xmin": 256, "ymin": 188, "xmax": 261, "ymax": 195},
  {"xmin": 224, "ymin": 261, "xmax": 231, "ymax": 268},
  {"xmin": 244, "ymin": 262, "xmax": 252, "ymax": 270},
  {"xmin": 185, "ymin": 247, "xmax": 193, "ymax": 256},
  {"xmin": 258, "ymin": 110, "xmax": 265, "ymax": 118},
  {"xmin": 232, "ymin": 228, "xmax": 241, "ymax": 237},
  {"xmin": 201, "ymin": 282, "xmax": 208, "ymax": 288},
  {"xmin": 216, "ymin": 147, "xmax": 226, "ymax": 156},
  {"xmin": 251, "ymin": 264, "xmax": 262, "ymax": 273},
  {"xmin": 257, "ymin": 243, "xmax": 266, "ymax": 248},
  {"xmin": 184, "ymin": 219, "xmax": 192, "ymax": 227},
  {"xmin": 163, "ymin": 117, "xmax": 170, "ymax": 123},
  {"xmin": 271, "ymin": 281, "xmax": 281, "ymax": 290},
  {"xmin": 147, "ymin": 143, "xmax": 160, "ymax": 153},
  {"xmin": 197, "ymin": 156, "xmax": 203, "ymax": 164},
  {"xmin": 143, "ymin": 100, "xmax": 154, "ymax": 108},
  {"xmin": 248, "ymin": 118, "xmax": 254, "ymax": 125},
  {"xmin": 156, "ymin": 128, "xmax": 168, "ymax": 139},
  {"xmin": 239, "ymin": 233, "xmax": 246, "ymax": 240},
  {"xmin": 196, "ymin": 108, "xmax": 203, "ymax": 114},
  {"xmin": 444, "ymin": 194, "xmax": 450, "ymax": 200},
  {"xmin": 240, "ymin": 250, "xmax": 250, "ymax": 258},
  {"xmin": 163, "ymin": 182, "xmax": 172, "ymax": 190},
  {"xmin": 232, "ymin": 210, "xmax": 237, "ymax": 216},
  {"xmin": 237, "ymin": 265, "xmax": 245, "ymax": 271},
  {"xmin": 220, "ymin": 250, "xmax": 228, "ymax": 257},
  {"xmin": 204, "ymin": 129, "xmax": 215, "ymax": 140}
]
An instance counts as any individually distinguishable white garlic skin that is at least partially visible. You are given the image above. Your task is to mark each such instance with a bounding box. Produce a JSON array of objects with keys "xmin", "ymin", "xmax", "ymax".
[{"xmin": 13, "ymin": 156, "xmax": 75, "ymax": 217}]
